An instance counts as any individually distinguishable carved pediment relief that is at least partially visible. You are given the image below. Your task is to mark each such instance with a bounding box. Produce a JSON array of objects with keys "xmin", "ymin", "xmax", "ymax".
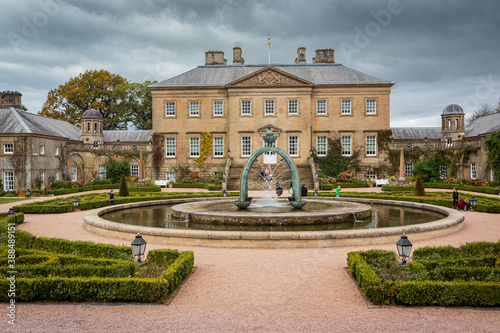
[
  {"xmin": 227, "ymin": 67, "xmax": 313, "ymax": 88},
  {"xmin": 257, "ymin": 124, "xmax": 282, "ymax": 136}
]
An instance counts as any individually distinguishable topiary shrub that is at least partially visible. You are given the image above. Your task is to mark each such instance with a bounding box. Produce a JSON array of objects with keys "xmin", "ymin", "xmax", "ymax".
[
  {"xmin": 119, "ymin": 175, "xmax": 129, "ymax": 197},
  {"xmin": 414, "ymin": 174, "xmax": 425, "ymax": 196}
]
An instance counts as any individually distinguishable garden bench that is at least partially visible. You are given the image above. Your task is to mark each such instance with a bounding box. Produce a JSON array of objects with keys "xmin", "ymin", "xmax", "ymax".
[{"xmin": 375, "ymin": 179, "xmax": 389, "ymax": 187}]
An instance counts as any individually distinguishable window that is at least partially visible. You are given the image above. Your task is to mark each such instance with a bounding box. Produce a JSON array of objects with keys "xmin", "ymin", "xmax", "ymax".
[
  {"xmin": 470, "ymin": 163, "xmax": 476, "ymax": 179},
  {"xmin": 366, "ymin": 99, "xmax": 376, "ymax": 114},
  {"xmin": 366, "ymin": 136, "xmax": 376, "ymax": 156},
  {"xmin": 214, "ymin": 137, "xmax": 224, "ymax": 157},
  {"xmin": 3, "ymin": 144, "xmax": 13, "ymax": 154},
  {"xmin": 165, "ymin": 102, "xmax": 175, "ymax": 117},
  {"xmin": 405, "ymin": 163, "xmax": 413, "ymax": 176},
  {"xmin": 3, "ymin": 171, "xmax": 13, "ymax": 191},
  {"xmin": 288, "ymin": 100, "xmax": 298, "ymax": 115},
  {"xmin": 99, "ymin": 165, "xmax": 106, "ymax": 179},
  {"xmin": 366, "ymin": 171, "xmax": 376, "ymax": 180},
  {"xmin": 55, "ymin": 145, "xmax": 59, "ymax": 156},
  {"xmin": 288, "ymin": 136, "xmax": 298, "ymax": 156},
  {"xmin": 213, "ymin": 101, "xmax": 223, "ymax": 116},
  {"xmin": 40, "ymin": 145, "xmax": 45, "ymax": 155},
  {"xmin": 491, "ymin": 169, "xmax": 495, "ymax": 182},
  {"xmin": 448, "ymin": 119, "xmax": 451, "ymax": 130},
  {"xmin": 189, "ymin": 102, "xmax": 199, "ymax": 117},
  {"xmin": 241, "ymin": 136, "xmax": 251, "ymax": 156},
  {"xmin": 316, "ymin": 100, "xmax": 326, "ymax": 115},
  {"xmin": 341, "ymin": 136, "xmax": 351, "ymax": 156},
  {"xmin": 341, "ymin": 100, "xmax": 351, "ymax": 115},
  {"xmin": 165, "ymin": 138, "xmax": 176, "ymax": 157},
  {"xmin": 131, "ymin": 165, "xmax": 139, "ymax": 178},
  {"xmin": 72, "ymin": 166, "xmax": 77, "ymax": 182},
  {"xmin": 40, "ymin": 171, "xmax": 45, "ymax": 190},
  {"xmin": 166, "ymin": 172, "xmax": 175, "ymax": 182},
  {"xmin": 55, "ymin": 171, "xmax": 60, "ymax": 181},
  {"xmin": 446, "ymin": 138, "xmax": 453, "ymax": 146},
  {"xmin": 317, "ymin": 136, "xmax": 327, "ymax": 156},
  {"xmin": 241, "ymin": 100, "xmax": 251, "ymax": 115},
  {"xmin": 455, "ymin": 119, "xmax": 459, "ymax": 130},
  {"xmin": 93, "ymin": 141, "xmax": 100, "ymax": 150},
  {"xmin": 265, "ymin": 100, "xmax": 275, "ymax": 115},
  {"xmin": 190, "ymin": 138, "xmax": 199, "ymax": 157},
  {"xmin": 440, "ymin": 165, "xmax": 448, "ymax": 179}
]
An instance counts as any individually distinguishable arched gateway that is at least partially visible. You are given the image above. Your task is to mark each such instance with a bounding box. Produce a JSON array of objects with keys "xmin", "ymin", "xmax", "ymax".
[{"xmin": 235, "ymin": 127, "xmax": 306, "ymax": 209}]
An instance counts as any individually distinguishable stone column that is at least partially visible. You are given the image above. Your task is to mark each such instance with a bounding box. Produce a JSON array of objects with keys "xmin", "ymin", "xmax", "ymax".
[{"xmin": 398, "ymin": 148, "xmax": 406, "ymax": 182}]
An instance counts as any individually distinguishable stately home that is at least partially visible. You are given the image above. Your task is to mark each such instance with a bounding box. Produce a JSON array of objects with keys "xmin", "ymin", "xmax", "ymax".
[
  {"xmin": 150, "ymin": 47, "xmax": 394, "ymax": 189},
  {"xmin": 0, "ymin": 91, "xmax": 151, "ymax": 192},
  {"xmin": 1, "ymin": 47, "xmax": 498, "ymax": 192}
]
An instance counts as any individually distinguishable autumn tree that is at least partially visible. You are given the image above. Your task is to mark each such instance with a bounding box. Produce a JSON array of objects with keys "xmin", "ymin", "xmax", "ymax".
[
  {"xmin": 113, "ymin": 80, "xmax": 156, "ymax": 130},
  {"xmin": 39, "ymin": 70, "xmax": 128, "ymax": 130},
  {"xmin": 466, "ymin": 100, "xmax": 500, "ymax": 125}
]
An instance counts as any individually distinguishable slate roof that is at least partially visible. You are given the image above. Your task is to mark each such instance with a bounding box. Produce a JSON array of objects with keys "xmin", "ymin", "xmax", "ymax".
[
  {"xmin": 465, "ymin": 112, "xmax": 500, "ymax": 138},
  {"xmin": 391, "ymin": 127, "xmax": 441, "ymax": 140},
  {"xmin": 103, "ymin": 130, "xmax": 152, "ymax": 143},
  {"xmin": 0, "ymin": 107, "xmax": 81, "ymax": 141},
  {"xmin": 150, "ymin": 63, "xmax": 394, "ymax": 88},
  {"xmin": 442, "ymin": 104, "xmax": 465, "ymax": 115}
]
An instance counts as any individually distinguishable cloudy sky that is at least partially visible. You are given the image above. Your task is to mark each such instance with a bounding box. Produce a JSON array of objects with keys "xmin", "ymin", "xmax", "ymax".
[{"xmin": 1, "ymin": 0, "xmax": 499, "ymax": 127}]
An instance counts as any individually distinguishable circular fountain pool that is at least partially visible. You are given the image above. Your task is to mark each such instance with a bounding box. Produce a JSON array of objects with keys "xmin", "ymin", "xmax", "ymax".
[{"xmin": 84, "ymin": 197, "xmax": 464, "ymax": 248}]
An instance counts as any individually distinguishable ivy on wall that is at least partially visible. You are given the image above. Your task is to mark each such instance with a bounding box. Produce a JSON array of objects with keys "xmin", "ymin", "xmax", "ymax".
[
  {"xmin": 151, "ymin": 133, "xmax": 164, "ymax": 178},
  {"xmin": 485, "ymin": 131, "xmax": 500, "ymax": 181},
  {"xmin": 194, "ymin": 132, "xmax": 212, "ymax": 167}
]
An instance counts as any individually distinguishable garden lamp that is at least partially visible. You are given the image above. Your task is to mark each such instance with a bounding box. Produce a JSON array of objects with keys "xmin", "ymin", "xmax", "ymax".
[
  {"xmin": 222, "ymin": 189, "xmax": 227, "ymax": 197},
  {"xmin": 25, "ymin": 188, "xmax": 31, "ymax": 198},
  {"xmin": 72, "ymin": 197, "xmax": 80, "ymax": 210},
  {"xmin": 314, "ymin": 189, "xmax": 318, "ymax": 197},
  {"xmin": 396, "ymin": 233, "xmax": 412, "ymax": 265},
  {"xmin": 469, "ymin": 196, "xmax": 477, "ymax": 211},
  {"xmin": 131, "ymin": 234, "xmax": 147, "ymax": 263},
  {"xmin": 7, "ymin": 208, "xmax": 15, "ymax": 216}
]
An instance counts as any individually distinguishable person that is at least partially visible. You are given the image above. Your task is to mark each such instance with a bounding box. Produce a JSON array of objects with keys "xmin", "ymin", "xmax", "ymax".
[
  {"xmin": 301, "ymin": 184, "xmax": 308, "ymax": 197},
  {"xmin": 457, "ymin": 197, "xmax": 471, "ymax": 211},
  {"xmin": 276, "ymin": 181, "xmax": 283, "ymax": 196},
  {"xmin": 109, "ymin": 189, "xmax": 115, "ymax": 206},
  {"xmin": 259, "ymin": 169, "xmax": 265, "ymax": 180},
  {"xmin": 268, "ymin": 173, "xmax": 272, "ymax": 181},
  {"xmin": 452, "ymin": 187, "xmax": 459, "ymax": 209},
  {"xmin": 336, "ymin": 185, "xmax": 341, "ymax": 198},
  {"xmin": 264, "ymin": 168, "xmax": 269, "ymax": 180}
]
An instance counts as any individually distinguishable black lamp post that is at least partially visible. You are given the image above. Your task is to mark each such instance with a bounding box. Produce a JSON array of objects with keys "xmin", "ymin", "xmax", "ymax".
[
  {"xmin": 131, "ymin": 234, "xmax": 147, "ymax": 263},
  {"xmin": 25, "ymin": 188, "xmax": 31, "ymax": 198},
  {"xmin": 222, "ymin": 189, "xmax": 227, "ymax": 197},
  {"xmin": 396, "ymin": 234, "xmax": 412, "ymax": 265},
  {"xmin": 469, "ymin": 196, "xmax": 477, "ymax": 211},
  {"xmin": 7, "ymin": 208, "xmax": 15, "ymax": 216},
  {"xmin": 314, "ymin": 189, "xmax": 318, "ymax": 197},
  {"xmin": 72, "ymin": 197, "xmax": 80, "ymax": 210}
]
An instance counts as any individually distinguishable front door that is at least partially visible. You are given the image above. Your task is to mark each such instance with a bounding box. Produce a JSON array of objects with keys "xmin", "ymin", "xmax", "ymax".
[{"xmin": 263, "ymin": 140, "xmax": 276, "ymax": 164}]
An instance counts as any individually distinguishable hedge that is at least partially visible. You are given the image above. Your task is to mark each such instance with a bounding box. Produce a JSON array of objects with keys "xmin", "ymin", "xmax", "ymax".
[
  {"xmin": 160, "ymin": 251, "xmax": 194, "ymax": 294},
  {"xmin": 147, "ymin": 249, "xmax": 180, "ymax": 266},
  {"xmin": 347, "ymin": 242, "xmax": 500, "ymax": 307},
  {"xmin": 382, "ymin": 183, "xmax": 500, "ymax": 195},
  {"xmin": 321, "ymin": 182, "xmax": 369, "ymax": 190},
  {"xmin": 173, "ymin": 182, "xmax": 212, "ymax": 189},
  {"xmin": 0, "ymin": 262, "xmax": 137, "ymax": 278}
]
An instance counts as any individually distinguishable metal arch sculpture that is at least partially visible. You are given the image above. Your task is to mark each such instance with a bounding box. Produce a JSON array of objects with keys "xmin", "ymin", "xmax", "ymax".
[{"xmin": 235, "ymin": 127, "xmax": 306, "ymax": 209}]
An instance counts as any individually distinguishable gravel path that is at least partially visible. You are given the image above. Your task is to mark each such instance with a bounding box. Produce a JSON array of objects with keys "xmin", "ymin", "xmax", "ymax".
[{"xmin": 3, "ymin": 189, "xmax": 500, "ymax": 333}]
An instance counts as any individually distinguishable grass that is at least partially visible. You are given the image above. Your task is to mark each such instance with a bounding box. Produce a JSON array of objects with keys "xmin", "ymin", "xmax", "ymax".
[{"xmin": 0, "ymin": 197, "xmax": 28, "ymax": 204}]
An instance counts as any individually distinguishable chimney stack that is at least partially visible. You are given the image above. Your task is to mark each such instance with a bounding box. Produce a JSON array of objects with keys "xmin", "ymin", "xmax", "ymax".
[
  {"xmin": 295, "ymin": 47, "xmax": 306, "ymax": 64},
  {"xmin": 205, "ymin": 50, "xmax": 227, "ymax": 65},
  {"xmin": 233, "ymin": 47, "xmax": 244, "ymax": 64},
  {"xmin": 0, "ymin": 91, "xmax": 22, "ymax": 109},
  {"xmin": 312, "ymin": 49, "xmax": 335, "ymax": 64}
]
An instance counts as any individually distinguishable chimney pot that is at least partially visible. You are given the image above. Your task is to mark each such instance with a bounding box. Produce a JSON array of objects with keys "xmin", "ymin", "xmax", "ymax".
[{"xmin": 295, "ymin": 47, "xmax": 306, "ymax": 64}]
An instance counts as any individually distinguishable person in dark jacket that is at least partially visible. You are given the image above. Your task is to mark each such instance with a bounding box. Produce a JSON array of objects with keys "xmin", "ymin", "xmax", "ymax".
[
  {"xmin": 301, "ymin": 184, "xmax": 308, "ymax": 197},
  {"xmin": 452, "ymin": 187, "xmax": 459, "ymax": 209},
  {"xmin": 457, "ymin": 197, "xmax": 471, "ymax": 211},
  {"xmin": 276, "ymin": 181, "xmax": 283, "ymax": 196},
  {"xmin": 109, "ymin": 189, "xmax": 115, "ymax": 206}
]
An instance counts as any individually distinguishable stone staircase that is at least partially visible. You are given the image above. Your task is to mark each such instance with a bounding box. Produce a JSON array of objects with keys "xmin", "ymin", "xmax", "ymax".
[{"xmin": 227, "ymin": 163, "xmax": 314, "ymax": 191}]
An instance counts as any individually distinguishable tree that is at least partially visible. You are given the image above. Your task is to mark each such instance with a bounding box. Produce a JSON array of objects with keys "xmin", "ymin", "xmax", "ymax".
[
  {"xmin": 113, "ymin": 81, "xmax": 156, "ymax": 130},
  {"xmin": 313, "ymin": 138, "xmax": 361, "ymax": 178},
  {"xmin": 119, "ymin": 175, "xmax": 129, "ymax": 197},
  {"xmin": 414, "ymin": 174, "xmax": 425, "ymax": 196},
  {"xmin": 104, "ymin": 157, "xmax": 130, "ymax": 183},
  {"xmin": 412, "ymin": 156, "xmax": 441, "ymax": 183},
  {"xmin": 466, "ymin": 100, "xmax": 500, "ymax": 125},
  {"xmin": 39, "ymin": 70, "xmax": 128, "ymax": 130}
]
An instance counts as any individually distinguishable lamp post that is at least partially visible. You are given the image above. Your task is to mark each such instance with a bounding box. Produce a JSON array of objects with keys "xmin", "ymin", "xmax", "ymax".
[
  {"xmin": 469, "ymin": 196, "xmax": 477, "ymax": 211},
  {"xmin": 131, "ymin": 234, "xmax": 147, "ymax": 263},
  {"xmin": 25, "ymin": 188, "xmax": 31, "ymax": 198},
  {"xmin": 222, "ymin": 189, "xmax": 227, "ymax": 197},
  {"xmin": 72, "ymin": 197, "xmax": 80, "ymax": 211},
  {"xmin": 396, "ymin": 234, "xmax": 412, "ymax": 265},
  {"xmin": 314, "ymin": 189, "xmax": 318, "ymax": 197},
  {"xmin": 7, "ymin": 208, "xmax": 15, "ymax": 216}
]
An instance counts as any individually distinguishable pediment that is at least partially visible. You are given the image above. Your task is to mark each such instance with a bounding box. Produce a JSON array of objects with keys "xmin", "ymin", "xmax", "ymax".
[
  {"xmin": 226, "ymin": 67, "xmax": 313, "ymax": 88},
  {"xmin": 257, "ymin": 124, "xmax": 282, "ymax": 136}
]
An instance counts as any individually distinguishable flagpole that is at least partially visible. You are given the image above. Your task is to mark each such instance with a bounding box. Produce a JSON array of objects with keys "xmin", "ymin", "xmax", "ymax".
[{"xmin": 268, "ymin": 29, "xmax": 271, "ymax": 65}]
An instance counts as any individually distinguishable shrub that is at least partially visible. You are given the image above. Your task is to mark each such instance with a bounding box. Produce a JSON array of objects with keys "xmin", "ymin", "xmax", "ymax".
[
  {"xmin": 414, "ymin": 174, "xmax": 425, "ymax": 196},
  {"xmin": 119, "ymin": 175, "xmax": 129, "ymax": 197},
  {"xmin": 105, "ymin": 158, "xmax": 130, "ymax": 184}
]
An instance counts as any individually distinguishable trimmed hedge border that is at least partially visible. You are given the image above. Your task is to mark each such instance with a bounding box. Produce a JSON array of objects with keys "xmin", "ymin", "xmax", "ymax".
[
  {"xmin": 347, "ymin": 243, "xmax": 500, "ymax": 307},
  {"xmin": 321, "ymin": 182, "xmax": 370, "ymax": 190},
  {"xmin": 382, "ymin": 183, "xmax": 500, "ymax": 195},
  {"xmin": 0, "ymin": 214, "xmax": 195, "ymax": 303},
  {"xmin": 35, "ymin": 185, "xmax": 162, "ymax": 196}
]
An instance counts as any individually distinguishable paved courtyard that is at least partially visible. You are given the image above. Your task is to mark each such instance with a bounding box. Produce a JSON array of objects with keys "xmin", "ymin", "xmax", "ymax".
[{"xmin": 3, "ymin": 188, "xmax": 500, "ymax": 332}]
